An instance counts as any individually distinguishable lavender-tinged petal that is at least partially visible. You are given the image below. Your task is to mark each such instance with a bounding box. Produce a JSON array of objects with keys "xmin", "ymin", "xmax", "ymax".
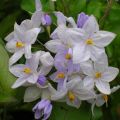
[
  {"xmin": 77, "ymin": 12, "xmax": 89, "ymax": 28},
  {"xmin": 35, "ymin": 109, "xmax": 42, "ymax": 119},
  {"xmin": 37, "ymin": 75, "xmax": 47, "ymax": 86},
  {"xmin": 44, "ymin": 104, "xmax": 52, "ymax": 120},
  {"xmin": 42, "ymin": 14, "xmax": 52, "ymax": 26}
]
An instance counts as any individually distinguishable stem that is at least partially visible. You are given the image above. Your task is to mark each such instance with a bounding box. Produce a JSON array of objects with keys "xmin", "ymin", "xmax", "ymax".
[
  {"xmin": 61, "ymin": 0, "xmax": 69, "ymax": 15},
  {"xmin": 99, "ymin": 0, "xmax": 113, "ymax": 28}
]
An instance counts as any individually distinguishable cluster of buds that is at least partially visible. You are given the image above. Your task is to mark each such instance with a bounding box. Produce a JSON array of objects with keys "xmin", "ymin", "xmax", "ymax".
[{"xmin": 5, "ymin": 0, "xmax": 120, "ymax": 120}]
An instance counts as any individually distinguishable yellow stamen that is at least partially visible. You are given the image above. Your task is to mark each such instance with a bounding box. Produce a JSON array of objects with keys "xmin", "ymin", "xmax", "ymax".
[
  {"xmin": 68, "ymin": 91, "xmax": 75, "ymax": 102},
  {"xmin": 23, "ymin": 68, "xmax": 31, "ymax": 74},
  {"xmin": 16, "ymin": 41, "xmax": 25, "ymax": 48},
  {"xmin": 65, "ymin": 53, "xmax": 72, "ymax": 60},
  {"xmin": 103, "ymin": 95, "xmax": 108, "ymax": 103},
  {"xmin": 86, "ymin": 38, "xmax": 94, "ymax": 45},
  {"xmin": 95, "ymin": 72, "xmax": 102, "ymax": 79},
  {"xmin": 57, "ymin": 73, "xmax": 65, "ymax": 79}
]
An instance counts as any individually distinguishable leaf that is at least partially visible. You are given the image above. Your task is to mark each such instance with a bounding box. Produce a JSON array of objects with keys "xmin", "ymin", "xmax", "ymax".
[
  {"xmin": 49, "ymin": 102, "xmax": 91, "ymax": 120},
  {"xmin": 0, "ymin": 43, "xmax": 19, "ymax": 104}
]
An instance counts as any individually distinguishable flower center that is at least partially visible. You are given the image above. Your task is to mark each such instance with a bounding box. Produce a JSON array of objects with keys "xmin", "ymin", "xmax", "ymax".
[
  {"xmin": 23, "ymin": 68, "xmax": 31, "ymax": 74},
  {"xmin": 102, "ymin": 95, "xmax": 108, "ymax": 103},
  {"xmin": 86, "ymin": 38, "xmax": 94, "ymax": 45},
  {"xmin": 57, "ymin": 73, "xmax": 65, "ymax": 79},
  {"xmin": 68, "ymin": 91, "xmax": 75, "ymax": 102},
  {"xmin": 95, "ymin": 72, "xmax": 102, "ymax": 79},
  {"xmin": 65, "ymin": 53, "xmax": 72, "ymax": 60},
  {"xmin": 16, "ymin": 41, "xmax": 25, "ymax": 48}
]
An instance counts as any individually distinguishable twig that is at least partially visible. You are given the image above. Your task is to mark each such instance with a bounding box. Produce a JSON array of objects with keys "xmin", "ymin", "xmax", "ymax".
[{"xmin": 99, "ymin": 0, "xmax": 113, "ymax": 28}]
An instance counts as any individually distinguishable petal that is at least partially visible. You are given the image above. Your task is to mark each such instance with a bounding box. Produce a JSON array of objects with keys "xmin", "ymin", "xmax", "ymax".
[
  {"xmin": 31, "ymin": 11, "xmax": 42, "ymax": 27},
  {"xmin": 9, "ymin": 50, "xmax": 24, "ymax": 66},
  {"xmin": 24, "ymin": 86, "xmax": 41, "ymax": 102},
  {"xmin": 5, "ymin": 32, "xmax": 14, "ymax": 41},
  {"xmin": 54, "ymin": 12, "xmax": 66, "ymax": 25},
  {"xmin": 93, "ymin": 31, "xmax": 116, "ymax": 47},
  {"xmin": 35, "ymin": 0, "xmax": 42, "ymax": 11},
  {"xmin": 5, "ymin": 40, "xmax": 16, "ymax": 53},
  {"xmin": 45, "ymin": 40, "xmax": 65, "ymax": 53},
  {"xmin": 80, "ymin": 60, "xmax": 94, "ymax": 76},
  {"xmin": 90, "ymin": 45, "xmax": 105, "ymax": 61},
  {"xmin": 9, "ymin": 64, "xmax": 27, "ymax": 77},
  {"xmin": 44, "ymin": 104, "xmax": 52, "ymax": 120},
  {"xmin": 83, "ymin": 15, "xmax": 99, "ymax": 34},
  {"xmin": 25, "ymin": 45, "xmax": 32, "ymax": 59},
  {"xmin": 67, "ymin": 17, "xmax": 77, "ymax": 28},
  {"xmin": 111, "ymin": 85, "xmax": 120, "ymax": 93},
  {"xmin": 94, "ymin": 53, "xmax": 108, "ymax": 73},
  {"xmin": 34, "ymin": 109, "xmax": 41, "ymax": 119},
  {"xmin": 96, "ymin": 80, "xmax": 111, "ymax": 95},
  {"xmin": 101, "ymin": 67, "xmax": 119, "ymax": 82},
  {"xmin": 96, "ymin": 95, "xmax": 105, "ymax": 107},
  {"xmin": 12, "ymin": 77, "xmax": 26, "ymax": 88},
  {"xmin": 27, "ymin": 74, "xmax": 38, "ymax": 84},
  {"xmin": 73, "ymin": 44, "xmax": 90, "ymax": 63},
  {"xmin": 51, "ymin": 88, "xmax": 67, "ymax": 101},
  {"xmin": 24, "ymin": 28, "xmax": 40, "ymax": 44},
  {"xmin": 83, "ymin": 76, "xmax": 94, "ymax": 89}
]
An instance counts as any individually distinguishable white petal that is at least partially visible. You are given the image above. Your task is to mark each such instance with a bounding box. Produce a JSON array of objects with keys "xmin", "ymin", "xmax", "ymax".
[
  {"xmin": 12, "ymin": 77, "xmax": 26, "ymax": 88},
  {"xmin": 9, "ymin": 64, "xmax": 27, "ymax": 77},
  {"xmin": 73, "ymin": 44, "xmax": 90, "ymax": 63},
  {"xmin": 5, "ymin": 32, "xmax": 14, "ymax": 41},
  {"xmin": 101, "ymin": 67, "xmax": 119, "ymax": 82},
  {"xmin": 45, "ymin": 40, "xmax": 65, "ymax": 53},
  {"xmin": 24, "ymin": 28, "xmax": 40, "ymax": 44},
  {"xmin": 54, "ymin": 12, "xmax": 66, "ymax": 25},
  {"xmin": 94, "ymin": 53, "xmax": 108, "ymax": 73},
  {"xmin": 90, "ymin": 45, "xmax": 105, "ymax": 61},
  {"xmin": 25, "ymin": 45, "xmax": 32, "ymax": 59},
  {"xmin": 6, "ymin": 40, "xmax": 16, "ymax": 53},
  {"xmin": 35, "ymin": 0, "xmax": 42, "ymax": 11},
  {"xmin": 51, "ymin": 89, "xmax": 67, "ymax": 101},
  {"xmin": 83, "ymin": 15, "xmax": 99, "ymax": 34},
  {"xmin": 83, "ymin": 76, "xmax": 94, "ymax": 89},
  {"xmin": 67, "ymin": 17, "xmax": 77, "ymax": 28},
  {"xmin": 24, "ymin": 86, "xmax": 41, "ymax": 102},
  {"xmin": 111, "ymin": 85, "xmax": 120, "ymax": 93},
  {"xmin": 96, "ymin": 80, "xmax": 111, "ymax": 95},
  {"xmin": 27, "ymin": 74, "xmax": 38, "ymax": 84},
  {"xmin": 9, "ymin": 50, "xmax": 24, "ymax": 66},
  {"xmin": 80, "ymin": 60, "xmax": 94, "ymax": 76},
  {"xmin": 96, "ymin": 95, "xmax": 105, "ymax": 107},
  {"xmin": 93, "ymin": 31, "xmax": 116, "ymax": 47}
]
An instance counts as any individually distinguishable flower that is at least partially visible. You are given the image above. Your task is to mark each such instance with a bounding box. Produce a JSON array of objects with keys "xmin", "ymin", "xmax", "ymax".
[
  {"xmin": 72, "ymin": 15, "xmax": 116, "ymax": 63},
  {"xmin": 51, "ymin": 76, "xmax": 96, "ymax": 108},
  {"xmin": 11, "ymin": 51, "xmax": 54, "ymax": 89},
  {"xmin": 81, "ymin": 54, "xmax": 119, "ymax": 94},
  {"xmin": 77, "ymin": 12, "xmax": 89, "ymax": 28},
  {"xmin": 32, "ymin": 99, "xmax": 53, "ymax": 120},
  {"xmin": 88, "ymin": 85, "xmax": 120, "ymax": 115},
  {"xmin": 5, "ymin": 23, "xmax": 40, "ymax": 66}
]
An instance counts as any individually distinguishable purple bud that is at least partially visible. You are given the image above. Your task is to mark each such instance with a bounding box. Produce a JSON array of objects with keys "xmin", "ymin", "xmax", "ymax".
[
  {"xmin": 42, "ymin": 14, "xmax": 52, "ymax": 26},
  {"xmin": 37, "ymin": 75, "xmax": 47, "ymax": 86},
  {"xmin": 77, "ymin": 12, "xmax": 89, "ymax": 28}
]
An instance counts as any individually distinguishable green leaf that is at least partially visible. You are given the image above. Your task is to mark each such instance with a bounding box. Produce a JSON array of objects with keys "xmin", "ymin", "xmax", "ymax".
[
  {"xmin": 49, "ymin": 102, "xmax": 92, "ymax": 120},
  {"xmin": 0, "ymin": 43, "xmax": 17, "ymax": 104}
]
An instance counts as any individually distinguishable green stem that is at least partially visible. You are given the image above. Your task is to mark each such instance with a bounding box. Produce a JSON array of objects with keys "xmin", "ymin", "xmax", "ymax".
[{"xmin": 99, "ymin": 0, "xmax": 113, "ymax": 29}]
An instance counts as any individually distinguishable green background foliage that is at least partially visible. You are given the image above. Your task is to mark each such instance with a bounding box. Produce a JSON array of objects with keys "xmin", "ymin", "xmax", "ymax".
[{"xmin": 0, "ymin": 0, "xmax": 120, "ymax": 119}]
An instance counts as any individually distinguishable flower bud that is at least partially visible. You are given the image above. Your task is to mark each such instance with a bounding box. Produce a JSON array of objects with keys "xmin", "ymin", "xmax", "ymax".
[{"xmin": 42, "ymin": 14, "xmax": 52, "ymax": 26}]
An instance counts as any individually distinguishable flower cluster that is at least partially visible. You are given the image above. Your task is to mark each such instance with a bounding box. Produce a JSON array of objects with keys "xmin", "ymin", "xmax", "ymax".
[{"xmin": 5, "ymin": 0, "xmax": 120, "ymax": 119}]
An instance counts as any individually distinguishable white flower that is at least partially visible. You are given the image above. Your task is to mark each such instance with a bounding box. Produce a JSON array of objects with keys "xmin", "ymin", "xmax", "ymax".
[
  {"xmin": 72, "ymin": 15, "xmax": 116, "ymax": 63},
  {"xmin": 11, "ymin": 51, "xmax": 54, "ymax": 88},
  {"xmin": 81, "ymin": 54, "xmax": 119, "ymax": 95},
  {"xmin": 5, "ymin": 23, "xmax": 40, "ymax": 66},
  {"xmin": 24, "ymin": 83, "xmax": 56, "ymax": 102},
  {"xmin": 88, "ymin": 85, "xmax": 120, "ymax": 115},
  {"xmin": 51, "ymin": 75, "xmax": 96, "ymax": 108}
]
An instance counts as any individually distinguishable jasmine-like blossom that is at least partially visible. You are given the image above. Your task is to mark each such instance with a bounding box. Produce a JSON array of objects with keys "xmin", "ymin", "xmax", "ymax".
[
  {"xmin": 51, "ymin": 77, "xmax": 96, "ymax": 108},
  {"xmin": 88, "ymin": 85, "xmax": 120, "ymax": 115},
  {"xmin": 11, "ymin": 51, "xmax": 54, "ymax": 88},
  {"xmin": 32, "ymin": 99, "xmax": 53, "ymax": 120},
  {"xmin": 5, "ymin": 23, "xmax": 40, "ymax": 66},
  {"xmin": 81, "ymin": 54, "xmax": 119, "ymax": 94}
]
